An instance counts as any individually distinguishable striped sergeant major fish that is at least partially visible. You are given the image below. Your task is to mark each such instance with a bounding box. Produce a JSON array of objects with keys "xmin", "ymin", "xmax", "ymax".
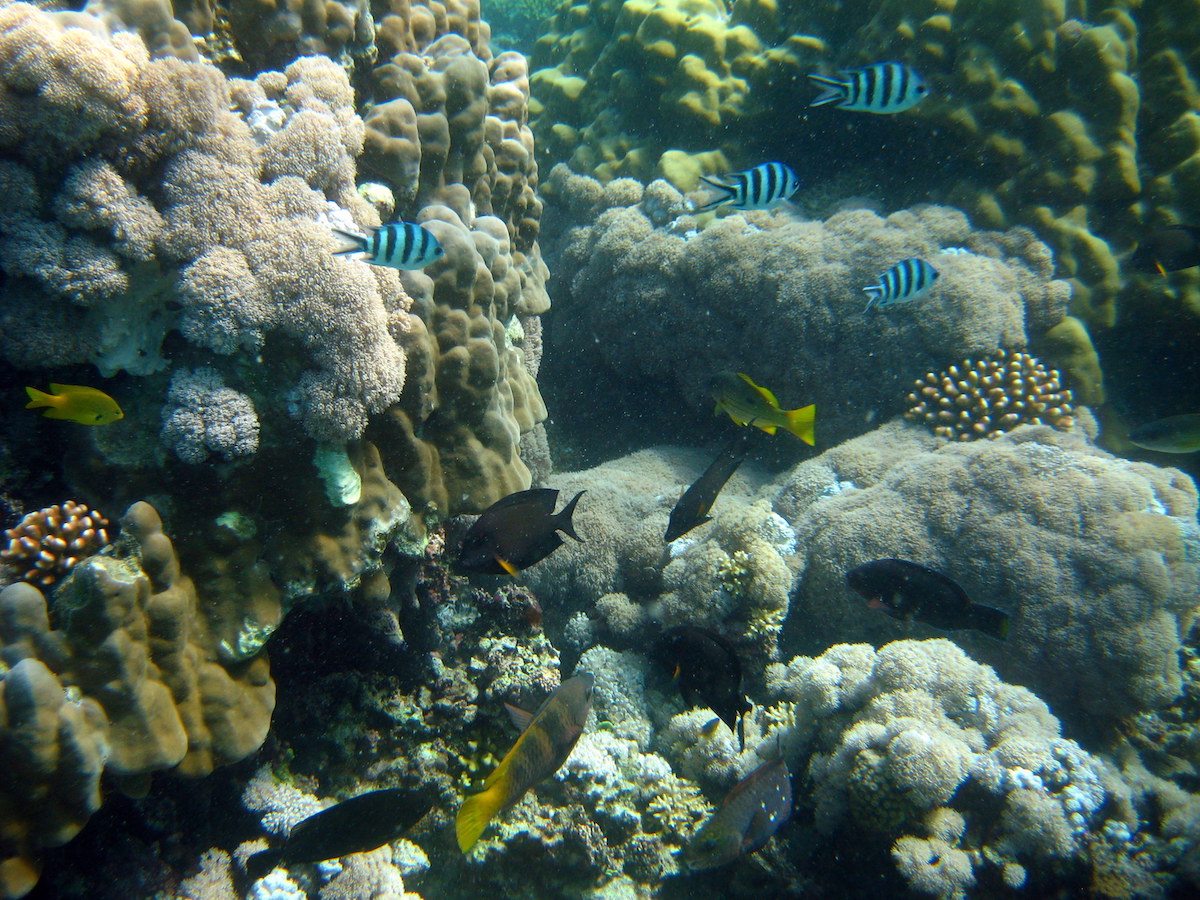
[
  {"xmin": 808, "ymin": 63, "xmax": 928, "ymax": 114},
  {"xmin": 695, "ymin": 162, "xmax": 800, "ymax": 214},
  {"xmin": 863, "ymin": 257, "xmax": 939, "ymax": 311},
  {"xmin": 331, "ymin": 222, "xmax": 445, "ymax": 270}
]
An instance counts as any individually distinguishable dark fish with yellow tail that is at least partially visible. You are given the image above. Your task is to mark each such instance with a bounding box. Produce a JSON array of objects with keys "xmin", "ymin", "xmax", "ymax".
[
  {"xmin": 652, "ymin": 625, "xmax": 752, "ymax": 752},
  {"xmin": 457, "ymin": 673, "xmax": 594, "ymax": 852},
  {"xmin": 711, "ymin": 372, "xmax": 815, "ymax": 445},
  {"xmin": 846, "ymin": 558, "xmax": 1010, "ymax": 639},
  {"xmin": 245, "ymin": 787, "xmax": 434, "ymax": 880},
  {"xmin": 25, "ymin": 384, "xmax": 123, "ymax": 425},
  {"xmin": 1129, "ymin": 225, "xmax": 1200, "ymax": 274},
  {"xmin": 682, "ymin": 757, "xmax": 792, "ymax": 871},
  {"xmin": 1128, "ymin": 414, "xmax": 1200, "ymax": 453},
  {"xmin": 455, "ymin": 488, "xmax": 585, "ymax": 576},
  {"xmin": 664, "ymin": 431, "xmax": 757, "ymax": 542}
]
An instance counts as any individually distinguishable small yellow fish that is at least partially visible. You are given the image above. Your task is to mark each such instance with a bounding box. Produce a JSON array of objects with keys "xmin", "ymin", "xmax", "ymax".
[
  {"xmin": 711, "ymin": 372, "xmax": 815, "ymax": 445},
  {"xmin": 456, "ymin": 674, "xmax": 594, "ymax": 852},
  {"xmin": 25, "ymin": 384, "xmax": 123, "ymax": 425}
]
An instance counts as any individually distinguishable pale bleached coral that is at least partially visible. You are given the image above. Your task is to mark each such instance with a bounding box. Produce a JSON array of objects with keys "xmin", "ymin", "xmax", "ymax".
[
  {"xmin": 161, "ymin": 367, "xmax": 260, "ymax": 464},
  {"xmin": 763, "ymin": 639, "xmax": 1143, "ymax": 896},
  {"xmin": 778, "ymin": 418, "xmax": 1200, "ymax": 725}
]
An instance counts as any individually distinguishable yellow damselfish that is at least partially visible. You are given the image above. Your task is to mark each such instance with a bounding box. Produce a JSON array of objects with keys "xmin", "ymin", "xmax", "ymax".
[
  {"xmin": 25, "ymin": 384, "xmax": 123, "ymax": 425},
  {"xmin": 711, "ymin": 372, "xmax": 815, "ymax": 445},
  {"xmin": 456, "ymin": 674, "xmax": 594, "ymax": 853}
]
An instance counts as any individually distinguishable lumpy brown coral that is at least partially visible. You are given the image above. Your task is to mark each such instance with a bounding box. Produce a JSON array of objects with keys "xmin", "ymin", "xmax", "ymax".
[
  {"xmin": 905, "ymin": 350, "xmax": 1075, "ymax": 441},
  {"xmin": 1, "ymin": 501, "xmax": 110, "ymax": 587}
]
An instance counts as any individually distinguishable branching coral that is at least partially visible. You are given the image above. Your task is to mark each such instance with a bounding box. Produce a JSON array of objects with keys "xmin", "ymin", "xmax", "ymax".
[{"xmin": 1, "ymin": 501, "xmax": 110, "ymax": 587}]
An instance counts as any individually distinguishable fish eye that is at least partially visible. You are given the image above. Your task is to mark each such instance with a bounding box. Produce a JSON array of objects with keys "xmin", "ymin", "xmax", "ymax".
[
  {"xmin": 95, "ymin": 414, "xmax": 103, "ymax": 421},
  {"xmin": 917, "ymin": 84, "xmax": 929, "ymax": 94}
]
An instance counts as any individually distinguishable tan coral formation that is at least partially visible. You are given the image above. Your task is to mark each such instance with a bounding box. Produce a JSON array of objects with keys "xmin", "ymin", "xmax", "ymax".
[{"xmin": 0, "ymin": 502, "xmax": 274, "ymax": 897}]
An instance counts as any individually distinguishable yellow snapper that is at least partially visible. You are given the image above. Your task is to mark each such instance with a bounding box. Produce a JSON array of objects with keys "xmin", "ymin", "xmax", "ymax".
[
  {"xmin": 25, "ymin": 384, "xmax": 123, "ymax": 425},
  {"xmin": 456, "ymin": 673, "xmax": 594, "ymax": 852},
  {"xmin": 711, "ymin": 372, "xmax": 815, "ymax": 445}
]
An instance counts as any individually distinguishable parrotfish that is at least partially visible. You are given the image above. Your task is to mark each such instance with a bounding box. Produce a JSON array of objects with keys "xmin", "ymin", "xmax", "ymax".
[
  {"xmin": 846, "ymin": 558, "xmax": 1010, "ymax": 640},
  {"xmin": 808, "ymin": 63, "xmax": 928, "ymax": 114},
  {"xmin": 331, "ymin": 222, "xmax": 445, "ymax": 270},
  {"xmin": 682, "ymin": 757, "xmax": 792, "ymax": 871},
  {"xmin": 711, "ymin": 372, "xmax": 815, "ymax": 446},
  {"xmin": 454, "ymin": 488, "xmax": 585, "ymax": 576},
  {"xmin": 652, "ymin": 625, "xmax": 752, "ymax": 752},
  {"xmin": 456, "ymin": 673, "xmax": 595, "ymax": 852},
  {"xmin": 1129, "ymin": 225, "xmax": 1200, "ymax": 274},
  {"xmin": 24, "ymin": 384, "xmax": 123, "ymax": 425},
  {"xmin": 1128, "ymin": 414, "xmax": 1200, "ymax": 453},
  {"xmin": 863, "ymin": 257, "xmax": 939, "ymax": 311},
  {"xmin": 245, "ymin": 786, "xmax": 434, "ymax": 880},
  {"xmin": 695, "ymin": 162, "xmax": 800, "ymax": 214},
  {"xmin": 664, "ymin": 431, "xmax": 757, "ymax": 542}
]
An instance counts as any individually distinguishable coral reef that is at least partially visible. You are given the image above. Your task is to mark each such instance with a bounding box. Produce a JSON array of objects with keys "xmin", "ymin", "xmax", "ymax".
[
  {"xmin": 763, "ymin": 639, "xmax": 1144, "ymax": 898},
  {"xmin": 0, "ymin": 501, "xmax": 274, "ymax": 893},
  {"xmin": 775, "ymin": 418, "xmax": 1200, "ymax": 729},
  {"xmin": 539, "ymin": 168, "xmax": 1072, "ymax": 455},
  {"xmin": 0, "ymin": 500, "xmax": 110, "ymax": 587},
  {"xmin": 905, "ymin": 349, "xmax": 1075, "ymax": 441}
]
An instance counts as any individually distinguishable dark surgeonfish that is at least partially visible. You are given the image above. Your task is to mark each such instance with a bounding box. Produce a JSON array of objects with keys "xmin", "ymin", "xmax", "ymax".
[
  {"xmin": 456, "ymin": 673, "xmax": 595, "ymax": 852},
  {"xmin": 653, "ymin": 625, "xmax": 752, "ymax": 751},
  {"xmin": 1129, "ymin": 414, "xmax": 1200, "ymax": 454},
  {"xmin": 682, "ymin": 757, "xmax": 792, "ymax": 871},
  {"xmin": 455, "ymin": 488, "xmax": 585, "ymax": 575},
  {"xmin": 1129, "ymin": 225, "xmax": 1200, "ymax": 274},
  {"xmin": 246, "ymin": 787, "xmax": 434, "ymax": 880},
  {"xmin": 664, "ymin": 431, "xmax": 757, "ymax": 542},
  {"xmin": 846, "ymin": 558, "xmax": 1010, "ymax": 639}
]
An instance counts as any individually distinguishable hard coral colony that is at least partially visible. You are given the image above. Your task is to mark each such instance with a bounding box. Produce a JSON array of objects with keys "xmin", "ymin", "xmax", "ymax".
[{"xmin": 0, "ymin": 0, "xmax": 1197, "ymax": 900}]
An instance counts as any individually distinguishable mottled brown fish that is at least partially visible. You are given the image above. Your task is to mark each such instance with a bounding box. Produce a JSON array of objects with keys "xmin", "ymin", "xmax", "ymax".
[
  {"xmin": 455, "ymin": 488, "xmax": 585, "ymax": 575},
  {"xmin": 652, "ymin": 625, "xmax": 751, "ymax": 751},
  {"xmin": 846, "ymin": 558, "xmax": 1010, "ymax": 639},
  {"xmin": 664, "ymin": 431, "xmax": 756, "ymax": 542},
  {"xmin": 246, "ymin": 787, "xmax": 433, "ymax": 880},
  {"xmin": 456, "ymin": 673, "xmax": 594, "ymax": 852},
  {"xmin": 682, "ymin": 757, "xmax": 792, "ymax": 871}
]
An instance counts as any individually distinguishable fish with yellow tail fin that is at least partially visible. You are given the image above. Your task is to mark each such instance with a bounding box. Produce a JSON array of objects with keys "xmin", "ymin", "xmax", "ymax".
[
  {"xmin": 24, "ymin": 384, "xmax": 123, "ymax": 425},
  {"xmin": 711, "ymin": 372, "xmax": 815, "ymax": 445},
  {"xmin": 456, "ymin": 673, "xmax": 594, "ymax": 853}
]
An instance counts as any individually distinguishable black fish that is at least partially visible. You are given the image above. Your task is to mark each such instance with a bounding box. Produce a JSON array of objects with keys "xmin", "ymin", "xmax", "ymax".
[
  {"xmin": 682, "ymin": 757, "xmax": 792, "ymax": 871},
  {"xmin": 846, "ymin": 558, "xmax": 1010, "ymax": 639},
  {"xmin": 664, "ymin": 432, "xmax": 755, "ymax": 542},
  {"xmin": 1129, "ymin": 225, "xmax": 1200, "ymax": 274},
  {"xmin": 455, "ymin": 488, "xmax": 584, "ymax": 575},
  {"xmin": 652, "ymin": 625, "xmax": 751, "ymax": 751},
  {"xmin": 246, "ymin": 787, "xmax": 433, "ymax": 880}
]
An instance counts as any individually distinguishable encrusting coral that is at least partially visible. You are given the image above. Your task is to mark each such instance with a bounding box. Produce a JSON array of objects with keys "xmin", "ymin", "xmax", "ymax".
[
  {"xmin": 539, "ymin": 167, "xmax": 1073, "ymax": 454},
  {"xmin": 905, "ymin": 349, "xmax": 1075, "ymax": 441},
  {"xmin": 0, "ymin": 501, "xmax": 110, "ymax": 588},
  {"xmin": 762, "ymin": 638, "xmax": 1145, "ymax": 899},
  {"xmin": 775, "ymin": 417, "xmax": 1200, "ymax": 729}
]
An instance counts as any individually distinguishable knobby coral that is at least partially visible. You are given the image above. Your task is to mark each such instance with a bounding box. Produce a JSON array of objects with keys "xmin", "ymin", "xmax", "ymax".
[{"xmin": 1, "ymin": 501, "xmax": 110, "ymax": 587}]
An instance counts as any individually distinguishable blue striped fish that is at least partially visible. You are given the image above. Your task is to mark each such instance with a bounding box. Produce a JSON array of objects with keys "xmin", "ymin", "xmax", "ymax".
[
  {"xmin": 331, "ymin": 222, "xmax": 444, "ymax": 270},
  {"xmin": 808, "ymin": 63, "xmax": 928, "ymax": 114},
  {"xmin": 695, "ymin": 162, "xmax": 800, "ymax": 214},
  {"xmin": 863, "ymin": 258, "xmax": 938, "ymax": 311}
]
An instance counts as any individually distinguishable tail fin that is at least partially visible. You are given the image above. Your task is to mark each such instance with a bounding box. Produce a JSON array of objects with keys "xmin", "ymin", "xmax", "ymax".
[
  {"xmin": 24, "ymin": 386, "xmax": 58, "ymax": 410},
  {"xmin": 556, "ymin": 490, "xmax": 585, "ymax": 542},
  {"xmin": 863, "ymin": 286, "xmax": 884, "ymax": 312},
  {"xmin": 807, "ymin": 73, "xmax": 847, "ymax": 107},
  {"xmin": 245, "ymin": 848, "xmax": 283, "ymax": 882},
  {"xmin": 694, "ymin": 176, "xmax": 736, "ymax": 214},
  {"xmin": 329, "ymin": 227, "xmax": 368, "ymax": 256},
  {"xmin": 784, "ymin": 404, "xmax": 816, "ymax": 446},
  {"xmin": 968, "ymin": 603, "xmax": 1011, "ymax": 640},
  {"xmin": 456, "ymin": 784, "xmax": 505, "ymax": 853}
]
